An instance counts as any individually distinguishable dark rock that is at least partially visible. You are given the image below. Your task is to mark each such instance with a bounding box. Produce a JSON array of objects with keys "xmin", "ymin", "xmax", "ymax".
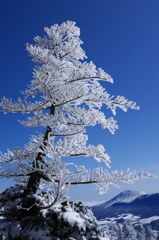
[{"xmin": 0, "ymin": 185, "xmax": 104, "ymax": 240}]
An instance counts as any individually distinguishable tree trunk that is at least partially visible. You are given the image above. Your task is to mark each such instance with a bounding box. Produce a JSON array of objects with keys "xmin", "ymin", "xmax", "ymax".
[{"xmin": 22, "ymin": 105, "xmax": 55, "ymax": 208}]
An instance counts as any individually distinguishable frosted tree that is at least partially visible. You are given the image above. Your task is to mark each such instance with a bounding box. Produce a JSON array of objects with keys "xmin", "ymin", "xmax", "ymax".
[
  {"xmin": 117, "ymin": 224, "xmax": 124, "ymax": 240},
  {"xmin": 108, "ymin": 224, "xmax": 119, "ymax": 240},
  {"xmin": 145, "ymin": 226, "xmax": 156, "ymax": 240},
  {"xmin": 135, "ymin": 223, "xmax": 146, "ymax": 240},
  {"xmin": 0, "ymin": 21, "xmax": 153, "ymax": 208},
  {"xmin": 122, "ymin": 220, "xmax": 137, "ymax": 240}
]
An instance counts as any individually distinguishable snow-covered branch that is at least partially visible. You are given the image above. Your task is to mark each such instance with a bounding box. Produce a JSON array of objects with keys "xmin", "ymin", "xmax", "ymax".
[
  {"xmin": 68, "ymin": 168, "xmax": 155, "ymax": 194},
  {"xmin": 0, "ymin": 97, "xmax": 50, "ymax": 113},
  {"xmin": 0, "ymin": 20, "xmax": 153, "ymax": 205}
]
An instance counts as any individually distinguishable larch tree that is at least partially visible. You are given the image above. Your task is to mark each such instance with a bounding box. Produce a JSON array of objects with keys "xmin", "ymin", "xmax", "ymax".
[{"xmin": 0, "ymin": 21, "xmax": 153, "ymax": 209}]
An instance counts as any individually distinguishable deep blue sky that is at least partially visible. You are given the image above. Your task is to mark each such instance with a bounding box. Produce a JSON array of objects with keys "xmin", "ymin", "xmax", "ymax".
[{"xmin": 0, "ymin": 0, "xmax": 159, "ymax": 204}]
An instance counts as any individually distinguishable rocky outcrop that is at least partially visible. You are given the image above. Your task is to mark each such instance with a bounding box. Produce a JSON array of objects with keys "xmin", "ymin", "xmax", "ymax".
[{"xmin": 0, "ymin": 186, "xmax": 106, "ymax": 240}]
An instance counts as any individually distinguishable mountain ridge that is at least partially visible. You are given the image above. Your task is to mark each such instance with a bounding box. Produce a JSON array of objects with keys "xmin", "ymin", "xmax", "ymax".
[
  {"xmin": 91, "ymin": 190, "xmax": 159, "ymax": 220},
  {"xmin": 93, "ymin": 190, "xmax": 146, "ymax": 209}
]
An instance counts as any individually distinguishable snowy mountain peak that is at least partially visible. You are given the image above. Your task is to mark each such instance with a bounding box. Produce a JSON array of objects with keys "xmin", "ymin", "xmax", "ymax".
[
  {"xmin": 91, "ymin": 190, "xmax": 159, "ymax": 221},
  {"xmin": 113, "ymin": 190, "xmax": 146, "ymax": 203},
  {"xmin": 93, "ymin": 190, "xmax": 146, "ymax": 210}
]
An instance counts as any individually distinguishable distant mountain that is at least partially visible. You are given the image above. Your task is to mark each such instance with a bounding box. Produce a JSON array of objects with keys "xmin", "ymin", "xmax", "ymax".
[
  {"xmin": 91, "ymin": 190, "xmax": 159, "ymax": 220},
  {"xmin": 92, "ymin": 190, "xmax": 145, "ymax": 210}
]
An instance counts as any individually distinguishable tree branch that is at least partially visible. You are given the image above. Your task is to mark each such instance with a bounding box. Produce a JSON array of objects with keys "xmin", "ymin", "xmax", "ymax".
[
  {"xmin": 50, "ymin": 129, "xmax": 84, "ymax": 137},
  {"xmin": 69, "ymin": 76, "xmax": 112, "ymax": 83},
  {"xmin": 54, "ymin": 94, "xmax": 84, "ymax": 107}
]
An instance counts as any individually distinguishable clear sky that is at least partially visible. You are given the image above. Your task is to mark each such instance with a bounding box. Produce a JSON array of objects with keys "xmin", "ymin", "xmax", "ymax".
[{"xmin": 0, "ymin": 0, "xmax": 159, "ymax": 204}]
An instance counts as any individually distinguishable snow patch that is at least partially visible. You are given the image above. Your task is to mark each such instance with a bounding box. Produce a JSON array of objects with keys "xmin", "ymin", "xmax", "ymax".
[
  {"xmin": 60, "ymin": 210, "xmax": 85, "ymax": 229},
  {"xmin": 140, "ymin": 216, "xmax": 159, "ymax": 225}
]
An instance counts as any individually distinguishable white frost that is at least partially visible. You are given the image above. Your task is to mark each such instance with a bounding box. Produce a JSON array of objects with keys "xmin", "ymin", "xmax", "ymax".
[{"xmin": 0, "ymin": 21, "xmax": 153, "ymax": 206}]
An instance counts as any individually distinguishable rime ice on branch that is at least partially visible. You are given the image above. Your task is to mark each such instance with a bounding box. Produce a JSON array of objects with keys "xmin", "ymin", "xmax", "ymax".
[{"xmin": 0, "ymin": 21, "xmax": 153, "ymax": 205}]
